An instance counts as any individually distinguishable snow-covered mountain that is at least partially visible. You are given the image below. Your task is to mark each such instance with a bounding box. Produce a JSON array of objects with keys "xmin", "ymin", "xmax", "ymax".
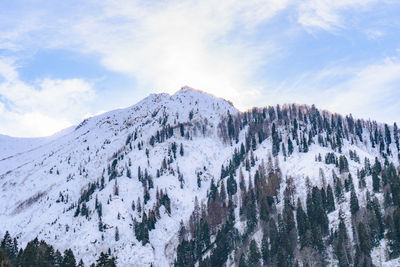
[{"xmin": 1, "ymin": 86, "xmax": 400, "ymax": 266}]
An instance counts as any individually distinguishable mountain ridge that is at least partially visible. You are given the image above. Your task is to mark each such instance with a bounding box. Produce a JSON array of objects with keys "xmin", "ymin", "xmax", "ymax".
[{"xmin": 1, "ymin": 86, "xmax": 400, "ymax": 266}]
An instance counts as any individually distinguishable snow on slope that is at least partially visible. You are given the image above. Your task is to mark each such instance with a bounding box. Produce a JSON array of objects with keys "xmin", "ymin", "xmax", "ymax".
[
  {"xmin": 0, "ymin": 86, "xmax": 398, "ymax": 266},
  {"xmin": 0, "ymin": 86, "xmax": 238, "ymax": 266},
  {"xmin": 0, "ymin": 126, "xmax": 75, "ymax": 161},
  {"xmin": 0, "ymin": 135, "xmax": 46, "ymax": 159}
]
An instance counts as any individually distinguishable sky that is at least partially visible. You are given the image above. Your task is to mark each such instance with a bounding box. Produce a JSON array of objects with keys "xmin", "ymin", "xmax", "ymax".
[{"xmin": 0, "ymin": 0, "xmax": 400, "ymax": 137}]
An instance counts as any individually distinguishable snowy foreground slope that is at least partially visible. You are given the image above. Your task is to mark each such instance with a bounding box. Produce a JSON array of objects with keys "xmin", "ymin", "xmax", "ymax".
[{"xmin": 1, "ymin": 87, "xmax": 400, "ymax": 266}]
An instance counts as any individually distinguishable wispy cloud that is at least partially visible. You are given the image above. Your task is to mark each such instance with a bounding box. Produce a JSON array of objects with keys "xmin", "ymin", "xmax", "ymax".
[
  {"xmin": 263, "ymin": 56, "xmax": 400, "ymax": 124},
  {"xmin": 327, "ymin": 57, "xmax": 400, "ymax": 123},
  {"xmin": 0, "ymin": 0, "xmax": 399, "ymax": 136},
  {"xmin": 0, "ymin": 59, "xmax": 94, "ymax": 137},
  {"xmin": 62, "ymin": 0, "xmax": 290, "ymax": 108},
  {"xmin": 297, "ymin": 0, "xmax": 380, "ymax": 31}
]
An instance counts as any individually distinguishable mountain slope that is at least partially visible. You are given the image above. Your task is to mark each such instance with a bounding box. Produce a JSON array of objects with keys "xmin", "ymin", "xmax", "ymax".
[
  {"xmin": 0, "ymin": 87, "xmax": 238, "ymax": 266},
  {"xmin": 1, "ymin": 87, "xmax": 400, "ymax": 266}
]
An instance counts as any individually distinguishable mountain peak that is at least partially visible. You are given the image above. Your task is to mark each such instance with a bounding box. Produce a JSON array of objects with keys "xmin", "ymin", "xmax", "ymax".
[
  {"xmin": 180, "ymin": 85, "xmax": 196, "ymax": 91},
  {"xmin": 174, "ymin": 85, "xmax": 210, "ymax": 97},
  {"xmin": 173, "ymin": 85, "xmax": 236, "ymax": 110}
]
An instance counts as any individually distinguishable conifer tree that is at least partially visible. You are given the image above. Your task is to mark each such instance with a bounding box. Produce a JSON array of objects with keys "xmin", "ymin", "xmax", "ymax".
[
  {"xmin": 261, "ymin": 234, "xmax": 269, "ymax": 265},
  {"xmin": 268, "ymin": 218, "xmax": 279, "ymax": 258},
  {"xmin": 248, "ymin": 240, "xmax": 261, "ymax": 266},
  {"xmin": 115, "ymin": 227, "xmax": 119, "ymax": 242},
  {"xmin": 137, "ymin": 197, "xmax": 142, "ymax": 214},
  {"xmin": 272, "ymin": 123, "xmax": 280, "ymax": 156},
  {"xmin": 302, "ymin": 136, "xmax": 309, "ymax": 153},
  {"xmin": 326, "ymin": 184, "xmax": 335, "ymax": 212},
  {"xmin": 394, "ymin": 122, "xmax": 399, "ymax": 150},
  {"xmin": 288, "ymin": 138, "xmax": 294, "ymax": 156},
  {"xmin": 350, "ymin": 185, "xmax": 359, "ymax": 215},
  {"xmin": 227, "ymin": 173, "xmax": 237, "ymax": 198},
  {"xmin": 335, "ymin": 178, "xmax": 344, "ymax": 203},
  {"xmin": 197, "ymin": 173, "xmax": 201, "ymax": 189},
  {"xmin": 387, "ymin": 207, "xmax": 400, "ymax": 258},
  {"xmin": 244, "ymin": 180, "xmax": 257, "ymax": 233},
  {"xmin": 61, "ymin": 249, "xmax": 76, "ymax": 267},
  {"xmin": 356, "ymin": 222, "xmax": 373, "ymax": 265},
  {"xmin": 0, "ymin": 231, "xmax": 15, "ymax": 260},
  {"xmin": 372, "ymin": 171, "xmax": 380, "ymax": 192},
  {"xmin": 283, "ymin": 199, "xmax": 297, "ymax": 256},
  {"xmin": 334, "ymin": 211, "xmax": 352, "ymax": 266},
  {"xmin": 385, "ymin": 124, "xmax": 392, "ymax": 145},
  {"xmin": 372, "ymin": 196, "xmax": 384, "ymax": 240},
  {"xmin": 296, "ymin": 198, "xmax": 310, "ymax": 248},
  {"xmin": 238, "ymin": 254, "xmax": 247, "ymax": 267},
  {"xmin": 96, "ymin": 252, "xmax": 116, "ymax": 267}
]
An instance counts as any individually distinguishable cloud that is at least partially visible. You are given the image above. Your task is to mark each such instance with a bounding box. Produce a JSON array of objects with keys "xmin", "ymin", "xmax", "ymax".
[
  {"xmin": 0, "ymin": 0, "xmax": 399, "ymax": 136},
  {"xmin": 60, "ymin": 0, "xmax": 291, "ymax": 109},
  {"xmin": 0, "ymin": 59, "xmax": 95, "ymax": 137},
  {"xmin": 265, "ymin": 57, "xmax": 400, "ymax": 124},
  {"xmin": 0, "ymin": 0, "xmax": 296, "ymax": 135},
  {"xmin": 365, "ymin": 29, "xmax": 384, "ymax": 40},
  {"xmin": 297, "ymin": 0, "xmax": 379, "ymax": 31},
  {"xmin": 0, "ymin": 58, "xmax": 19, "ymax": 81},
  {"xmin": 327, "ymin": 57, "xmax": 400, "ymax": 123},
  {"xmin": 16, "ymin": 0, "xmax": 390, "ymax": 107},
  {"xmin": 0, "ymin": 0, "xmax": 297, "ymax": 112}
]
